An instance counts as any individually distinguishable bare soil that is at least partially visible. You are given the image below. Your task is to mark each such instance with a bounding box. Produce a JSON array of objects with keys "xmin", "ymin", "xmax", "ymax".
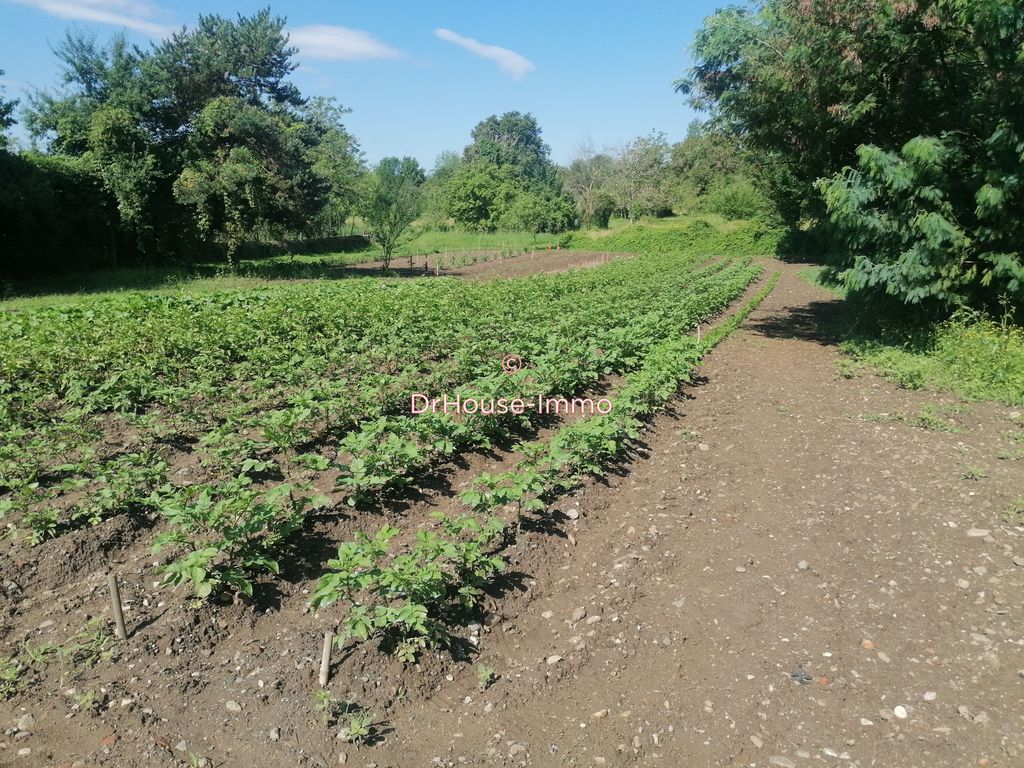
[
  {"xmin": 2, "ymin": 262, "xmax": 1022, "ymax": 768},
  {"xmin": 325, "ymin": 249, "xmax": 629, "ymax": 281}
]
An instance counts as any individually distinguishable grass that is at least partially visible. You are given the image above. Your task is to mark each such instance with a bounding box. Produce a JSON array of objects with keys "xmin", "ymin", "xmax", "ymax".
[
  {"xmin": 799, "ymin": 267, "xmax": 1024, "ymax": 406},
  {"xmin": 0, "ymin": 227, "xmax": 562, "ymax": 311}
]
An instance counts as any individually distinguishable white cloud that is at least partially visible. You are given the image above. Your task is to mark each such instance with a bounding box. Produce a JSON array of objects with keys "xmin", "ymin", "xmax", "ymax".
[
  {"xmin": 289, "ymin": 25, "xmax": 404, "ymax": 61},
  {"xmin": 6, "ymin": 0, "xmax": 172, "ymax": 37},
  {"xmin": 434, "ymin": 28, "xmax": 534, "ymax": 80}
]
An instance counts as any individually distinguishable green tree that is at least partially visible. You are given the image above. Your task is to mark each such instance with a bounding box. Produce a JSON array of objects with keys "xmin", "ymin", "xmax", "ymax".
[
  {"xmin": 172, "ymin": 97, "xmax": 325, "ymax": 263},
  {"xmin": 0, "ymin": 70, "xmax": 17, "ymax": 149},
  {"xmin": 682, "ymin": 0, "xmax": 1024, "ymax": 312},
  {"xmin": 443, "ymin": 162, "xmax": 518, "ymax": 232},
  {"xmin": 609, "ymin": 133, "xmax": 672, "ymax": 222},
  {"xmin": 562, "ymin": 144, "xmax": 615, "ymax": 228},
  {"xmin": 464, "ymin": 111, "xmax": 555, "ymax": 184},
  {"xmin": 301, "ymin": 97, "xmax": 364, "ymax": 236},
  {"xmin": 360, "ymin": 156, "xmax": 424, "ymax": 270}
]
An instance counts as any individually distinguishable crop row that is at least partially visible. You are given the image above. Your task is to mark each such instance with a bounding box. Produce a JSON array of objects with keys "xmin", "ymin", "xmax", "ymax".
[
  {"xmin": 311, "ymin": 272, "xmax": 782, "ymax": 658},
  {"xmin": 0, "ymin": 225, "xmax": 773, "ymax": 544}
]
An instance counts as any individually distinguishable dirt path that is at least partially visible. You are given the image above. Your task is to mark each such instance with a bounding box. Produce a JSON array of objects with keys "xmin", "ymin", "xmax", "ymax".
[{"xmin": 371, "ymin": 262, "xmax": 1024, "ymax": 767}]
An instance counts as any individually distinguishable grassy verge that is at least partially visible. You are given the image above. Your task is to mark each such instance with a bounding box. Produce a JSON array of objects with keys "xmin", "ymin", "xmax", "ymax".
[{"xmin": 799, "ymin": 267, "xmax": 1024, "ymax": 406}]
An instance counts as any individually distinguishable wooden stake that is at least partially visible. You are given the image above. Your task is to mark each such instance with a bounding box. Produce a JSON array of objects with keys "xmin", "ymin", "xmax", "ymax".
[
  {"xmin": 319, "ymin": 631, "xmax": 334, "ymax": 687},
  {"xmin": 107, "ymin": 572, "xmax": 127, "ymax": 640}
]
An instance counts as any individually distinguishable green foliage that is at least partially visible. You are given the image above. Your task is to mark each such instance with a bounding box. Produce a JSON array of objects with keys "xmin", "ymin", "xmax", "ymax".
[
  {"xmin": 13, "ymin": 11, "xmax": 362, "ymax": 272},
  {"xmin": 442, "ymin": 112, "xmax": 573, "ymax": 233},
  {"xmin": 338, "ymin": 711, "xmax": 376, "ymax": 744},
  {"xmin": 173, "ymin": 96, "xmax": 326, "ymax": 264},
  {"xmin": 820, "ymin": 130, "xmax": 1024, "ymax": 310},
  {"xmin": 0, "ymin": 69, "xmax": 16, "ymax": 149},
  {"xmin": 463, "ymin": 111, "xmax": 555, "ymax": 185},
  {"xmin": 359, "ymin": 156, "xmax": 424, "ymax": 268},
  {"xmin": 152, "ymin": 479, "xmax": 326, "ymax": 599},
  {"xmin": 0, "ymin": 656, "xmax": 24, "ymax": 699},
  {"xmin": 682, "ymin": 0, "xmax": 1024, "ymax": 313},
  {"xmin": 309, "ymin": 515, "xmax": 505, "ymax": 659},
  {"xmin": 476, "ymin": 664, "xmax": 497, "ymax": 690}
]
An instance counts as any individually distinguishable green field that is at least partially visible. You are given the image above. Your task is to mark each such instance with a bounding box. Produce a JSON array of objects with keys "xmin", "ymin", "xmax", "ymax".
[{"xmin": 0, "ymin": 221, "xmax": 779, "ymax": 629}]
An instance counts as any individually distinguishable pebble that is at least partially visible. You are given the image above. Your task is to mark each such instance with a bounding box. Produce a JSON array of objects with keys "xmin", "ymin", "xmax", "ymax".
[
  {"xmin": 966, "ymin": 528, "xmax": 991, "ymax": 537},
  {"xmin": 957, "ymin": 578, "xmax": 971, "ymax": 589},
  {"xmin": 797, "ymin": 560, "xmax": 809, "ymax": 571},
  {"xmin": 861, "ymin": 639, "xmax": 874, "ymax": 650},
  {"xmin": 175, "ymin": 740, "xmax": 188, "ymax": 752},
  {"xmin": 338, "ymin": 753, "xmax": 347, "ymax": 765},
  {"xmin": 735, "ymin": 566, "xmax": 747, "ymax": 573},
  {"xmin": 269, "ymin": 727, "xmax": 280, "ymax": 742},
  {"xmin": 570, "ymin": 607, "xmax": 587, "ymax": 622},
  {"xmin": 225, "ymin": 700, "xmax": 242, "ymax": 713},
  {"xmin": 15, "ymin": 714, "xmax": 34, "ymax": 732},
  {"xmin": 17, "ymin": 748, "xmax": 31, "ymax": 757},
  {"xmin": 566, "ymin": 508, "xmax": 580, "ymax": 520},
  {"xmin": 923, "ymin": 691, "xmax": 937, "ymax": 701},
  {"xmin": 586, "ymin": 615, "xmax": 602, "ymax": 625},
  {"xmin": 894, "ymin": 706, "xmax": 908, "ymax": 719},
  {"xmin": 860, "ymin": 718, "xmax": 873, "ymax": 726},
  {"xmin": 1013, "ymin": 555, "xmax": 1024, "ymax": 567},
  {"xmin": 546, "ymin": 655, "xmax": 562, "ymax": 665},
  {"xmin": 769, "ymin": 757, "xmax": 795, "ymax": 768},
  {"xmin": 697, "ymin": 443, "xmax": 710, "ymax": 451},
  {"xmin": 750, "ymin": 735, "xmax": 764, "ymax": 749},
  {"xmin": 591, "ymin": 710, "xmax": 609, "ymax": 720},
  {"xmin": 877, "ymin": 651, "xmax": 891, "ymax": 663}
]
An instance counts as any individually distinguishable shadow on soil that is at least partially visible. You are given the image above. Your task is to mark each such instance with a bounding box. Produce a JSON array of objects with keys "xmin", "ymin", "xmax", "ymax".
[{"xmin": 746, "ymin": 297, "xmax": 845, "ymax": 346}]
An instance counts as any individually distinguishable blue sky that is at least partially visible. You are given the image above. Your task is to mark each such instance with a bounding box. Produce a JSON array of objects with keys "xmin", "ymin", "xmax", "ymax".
[{"xmin": 0, "ymin": 1, "xmax": 724, "ymax": 167}]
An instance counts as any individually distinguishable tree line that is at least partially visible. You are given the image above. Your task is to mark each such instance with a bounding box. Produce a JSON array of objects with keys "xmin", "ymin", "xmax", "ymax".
[
  {"xmin": 680, "ymin": 0, "xmax": 1024, "ymax": 316},
  {"xmin": 0, "ymin": 9, "xmax": 770, "ymax": 279}
]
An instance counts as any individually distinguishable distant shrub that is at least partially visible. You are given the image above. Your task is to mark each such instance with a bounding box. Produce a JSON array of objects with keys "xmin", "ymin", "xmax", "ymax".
[{"xmin": 704, "ymin": 178, "xmax": 774, "ymax": 221}]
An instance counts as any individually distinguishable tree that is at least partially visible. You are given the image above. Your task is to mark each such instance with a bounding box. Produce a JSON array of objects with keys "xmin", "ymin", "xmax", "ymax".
[
  {"xmin": 301, "ymin": 97, "xmax": 364, "ymax": 236},
  {"xmin": 19, "ymin": 11, "xmax": 338, "ymax": 267},
  {"xmin": 145, "ymin": 9, "xmax": 302, "ymax": 134},
  {"xmin": 681, "ymin": 0, "xmax": 1024, "ymax": 311},
  {"xmin": 677, "ymin": 0, "xmax": 988, "ymax": 224},
  {"xmin": 0, "ymin": 70, "xmax": 17, "ymax": 149},
  {"xmin": 421, "ymin": 150, "xmax": 463, "ymax": 229},
  {"xmin": 464, "ymin": 111, "xmax": 554, "ymax": 184},
  {"xmin": 562, "ymin": 141, "xmax": 615, "ymax": 228},
  {"xmin": 173, "ymin": 96, "xmax": 325, "ymax": 263},
  {"xmin": 609, "ymin": 133, "xmax": 672, "ymax": 221},
  {"xmin": 443, "ymin": 162, "xmax": 518, "ymax": 232},
  {"xmin": 360, "ymin": 157, "xmax": 424, "ymax": 270}
]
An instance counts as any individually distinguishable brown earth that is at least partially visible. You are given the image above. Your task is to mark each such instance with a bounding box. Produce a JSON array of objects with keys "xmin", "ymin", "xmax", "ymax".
[
  {"xmin": 2, "ymin": 263, "xmax": 1023, "ymax": 768},
  {"xmin": 324, "ymin": 249, "xmax": 629, "ymax": 281}
]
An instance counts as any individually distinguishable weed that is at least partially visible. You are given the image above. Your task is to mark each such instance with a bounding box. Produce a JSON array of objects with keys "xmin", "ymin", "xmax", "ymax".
[
  {"xmin": 911, "ymin": 405, "xmax": 962, "ymax": 433},
  {"xmin": 0, "ymin": 657, "xmax": 24, "ymax": 699},
  {"xmin": 476, "ymin": 664, "xmax": 497, "ymax": 691},
  {"xmin": 1004, "ymin": 499, "xmax": 1024, "ymax": 525},
  {"xmin": 338, "ymin": 711, "xmax": 376, "ymax": 745},
  {"xmin": 962, "ymin": 465, "xmax": 988, "ymax": 481}
]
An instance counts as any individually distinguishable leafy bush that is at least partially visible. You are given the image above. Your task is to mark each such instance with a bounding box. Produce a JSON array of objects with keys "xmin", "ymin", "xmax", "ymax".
[
  {"xmin": 152, "ymin": 479, "xmax": 327, "ymax": 598},
  {"xmin": 309, "ymin": 514, "xmax": 505, "ymax": 661},
  {"xmin": 704, "ymin": 178, "xmax": 774, "ymax": 222},
  {"xmin": 820, "ymin": 133, "xmax": 1024, "ymax": 311}
]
